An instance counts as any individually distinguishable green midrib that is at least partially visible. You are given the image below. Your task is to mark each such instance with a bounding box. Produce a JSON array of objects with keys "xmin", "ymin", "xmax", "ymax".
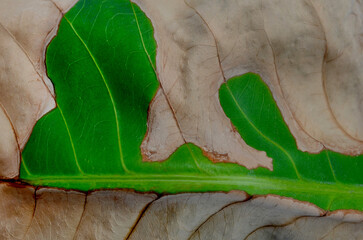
[
  {"xmin": 24, "ymin": 174, "xmax": 363, "ymax": 195},
  {"xmin": 20, "ymin": 0, "xmax": 363, "ymax": 212}
]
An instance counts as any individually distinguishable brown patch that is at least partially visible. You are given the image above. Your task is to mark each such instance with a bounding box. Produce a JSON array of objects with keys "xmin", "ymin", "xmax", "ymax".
[
  {"xmin": 327, "ymin": 209, "xmax": 363, "ymax": 222},
  {"xmin": 202, "ymin": 148, "xmax": 229, "ymax": 163},
  {"xmin": 252, "ymin": 194, "xmax": 326, "ymax": 215}
]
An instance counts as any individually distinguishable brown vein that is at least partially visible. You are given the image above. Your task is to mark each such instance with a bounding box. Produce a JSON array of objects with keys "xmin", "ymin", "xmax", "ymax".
[
  {"xmin": 319, "ymin": 221, "xmax": 346, "ymax": 240},
  {"xmin": 130, "ymin": 1, "xmax": 204, "ymax": 171},
  {"xmin": 258, "ymin": 0, "xmax": 324, "ymax": 149},
  {"xmin": 125, "ymin": 195, "xmax": 159, "ymax": 239},
  {"xmin": 0, "ymin": 102, "xmax": 21, "ymax": 177},
  {"xmin": 308, "ymin": 0, "xmax": 363, "ymax": 144},
  {"xmin": 243, "ymin": 215, "xmax": 328, "ymax": 240},
  {"xmin": 188, "ymin": 197, "xmax": 251, "ymax": 240},
  {"xmin": 72, "ymin": 193, "xmax": 87, "ymax": 240},
  {"xmin": 185, "ymin": 0, "xmax": 302, "ymax": 177},
  {"xmin": 22, "ymin": 187, "xmax": 38, "ymax": 239},
  {"xmin": 0, "ymin": 22, "xmax": 55, "ymax": 99}
]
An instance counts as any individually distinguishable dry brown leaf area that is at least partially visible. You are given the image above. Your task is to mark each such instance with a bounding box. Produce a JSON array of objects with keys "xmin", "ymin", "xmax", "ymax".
[
  {"xmin": 0, "ymin": 182, "xmax": 361, "ymax": 240},
  {"xmin": 1, "ymin": 0, "xmax": 363, "ymax": 176},
  {"xmin": 135, "ymin": 0, "xmax": 363, "ymax": 169},
  {"xmin": 1, "ymin": 1, "xmax": 363, "ymax": 238},
  {"xmin": 0, "ymin": 0, "xmax": 78, "ymax": 178}
]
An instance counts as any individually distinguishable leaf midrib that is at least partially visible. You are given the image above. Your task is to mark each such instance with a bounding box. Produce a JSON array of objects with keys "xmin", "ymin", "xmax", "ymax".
[{"xmin": 23, "ymin": 174, "xmax": 363, "ymax": 196}]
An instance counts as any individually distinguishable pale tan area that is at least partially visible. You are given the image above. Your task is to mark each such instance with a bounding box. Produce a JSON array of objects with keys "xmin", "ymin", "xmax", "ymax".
[
  {"xmin": 141, "ymin": 89, "xmax": 184, "ymax": 161},
  {"xmin": 261, "ymin": 0, "xmax": 363, "ymax": 154},
  {"xmin": 328, "ymin": 210, "xmax": 363, "ymax": 222},
  {"xmin": 189, "ymin": 195, "xmax": 324, "ymax": 240},
  {"xmin": 52, "ymin": 0, "xmax": 79, "ymax": 13},
  {"xmin": 313, "ymin": 0, "xmax": 363, "ymax": 143},
  {"xmin": 1, "ymin": 0, "xmax": 362, "ymax": 174},
  {"xmin": 0, "ymin": 183, "xmax": 34, "ymax": 240},
  {"xmin": 74, "ymin": 190, "xmax": 157, "ymax": 240},
  {"xmin": 23, "ymin": 188, "xmax": 85, "ymax": 240},
  {"xmin": 0, "ymin": 0, "xmax": 77, "ymax": 178},
  {"xmin": 133, "ymin": 0, "xmax": 363, "ymax": 170},
  {"xmin": 133, "ymin": 0, "xmax": 272, "ymax": 170},
  {"xmin": 128, "ymin": 191, "xmax": 248, "ymax": 240},
  {"xmin": 0, "ymin": 104, "xmax": 19, "ymax": 178},
  {"xmin": 246, "ymin": 213, "xmax": 363, "ymax": 239},
  {"xmin": 0, "ymin": 183, "xmax": 361, "ymax": 240}
]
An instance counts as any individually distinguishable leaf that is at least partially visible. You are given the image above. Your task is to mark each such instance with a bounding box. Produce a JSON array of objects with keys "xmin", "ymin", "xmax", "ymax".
[
  {"xmin": 19, "ymin": 0, "xmax": 363, "ymax": 211},
  {"xmin": 136, "ymin": 0, "xmax": 363, "ymax": 158},
  {"xmin": 0, "ymin": 183, "xmax": 362, "ymax": 239},
  {"xmin": 0, "ymin": 0, "xmax": 78, "ymax": 178}
]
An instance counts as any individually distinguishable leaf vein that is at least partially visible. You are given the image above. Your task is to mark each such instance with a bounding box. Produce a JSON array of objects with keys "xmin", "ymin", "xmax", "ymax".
[
  {"xmin": 130, "ymin": 1, "xmax": 204, "ymax": 172},
  {"xmin": 58, "ymin": 105, "xmax": 84, "ymax": 174},
  {"xmin": 63, "ymin": 16, "xmax": 129, "ymax": 173}
]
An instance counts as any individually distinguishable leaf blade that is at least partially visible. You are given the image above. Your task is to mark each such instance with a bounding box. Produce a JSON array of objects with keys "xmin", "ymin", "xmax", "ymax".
[{"xmin": 20, "ymin": 0, "xmax": 363, "ymax": 211}]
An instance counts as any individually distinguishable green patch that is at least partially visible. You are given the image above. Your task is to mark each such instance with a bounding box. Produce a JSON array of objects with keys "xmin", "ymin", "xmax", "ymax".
[{"xmin": 21, "ymin": 0, "xmax": 363, "ymax": 211}]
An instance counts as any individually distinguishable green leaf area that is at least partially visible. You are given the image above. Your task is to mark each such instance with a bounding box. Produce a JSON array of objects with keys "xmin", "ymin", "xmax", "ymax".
[{"xmin": 21, "ymin": 0, "xmax": 363, "ymax": 211}]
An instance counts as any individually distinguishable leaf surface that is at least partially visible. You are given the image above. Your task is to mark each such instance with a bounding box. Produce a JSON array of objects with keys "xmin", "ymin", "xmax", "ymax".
[
  {"xmin": 20, "ymin": 0, "xmax": 363, "ymax": 211},
  {"xmin": 0, "ymin": 183, "xmax": 362, "ymax": 240},
  {"xmin": 136, "ymin": 0, "xmax": 363, "ymax": 159},
  {"xmin": 0, "ymin": 0, "xmax": 77, "ymax": 178}
]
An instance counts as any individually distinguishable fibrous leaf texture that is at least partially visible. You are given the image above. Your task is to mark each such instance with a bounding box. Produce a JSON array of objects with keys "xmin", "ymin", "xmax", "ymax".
[
  {"xmin": 1, "ymin": 0, "xmax": 363, "ymax": 236},
  {"xmin": 9, "ymin": 0, "xmax": 361, "ymax": 211},
  {"xmin": 135, "ymin": 0, "xmax": 363, "ymax": 165},
  {"xmin": 0, "ymin": 0, "xmax": 78, "ymax": 178},
  {"xmin": 0, "ymin": 183, "xmax": 362, "ymax": 240}
]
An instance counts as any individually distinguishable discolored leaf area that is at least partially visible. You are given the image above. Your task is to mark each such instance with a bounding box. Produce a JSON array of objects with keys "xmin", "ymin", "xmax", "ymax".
[
  {"xmin": 0, "ymin": 183, "xmax": 362, "ymax": 240},
  {"xmin": 137, "ymin": 0, "xmax": 363, "ymax": 163},
  {"xmin": 17, "ymin": 0, "xmax": 363, "ymax": 211},
  {"xmin": 0, "ymin": 0, "xmax": 78, "ymax": 178}
]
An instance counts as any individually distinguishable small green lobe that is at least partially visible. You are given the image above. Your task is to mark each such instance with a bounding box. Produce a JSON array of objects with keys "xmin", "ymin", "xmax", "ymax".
[{"xmin": 21, "ymin": 0, "xmax": 363, "ymax": 211}]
